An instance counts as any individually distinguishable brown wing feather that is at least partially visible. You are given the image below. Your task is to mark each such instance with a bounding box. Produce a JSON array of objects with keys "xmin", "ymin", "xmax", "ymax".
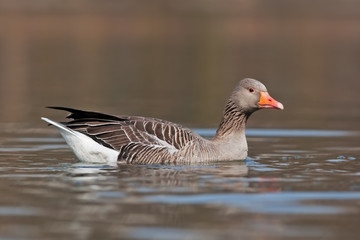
[{"xmin": 56, "ymin": 109, "xmax": 195, "ymax": 151}]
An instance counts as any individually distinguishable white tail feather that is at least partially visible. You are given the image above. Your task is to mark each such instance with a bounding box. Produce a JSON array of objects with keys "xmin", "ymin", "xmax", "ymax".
[{"xmin": 41, "ymin": 117, "xmax": 119, "ymax": 163}]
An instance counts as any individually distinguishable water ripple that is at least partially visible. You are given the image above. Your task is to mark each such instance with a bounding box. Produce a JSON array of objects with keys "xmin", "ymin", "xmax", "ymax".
[{"xmin": 145, "ymin": 192, "xmax": 360, "ymax": 215}]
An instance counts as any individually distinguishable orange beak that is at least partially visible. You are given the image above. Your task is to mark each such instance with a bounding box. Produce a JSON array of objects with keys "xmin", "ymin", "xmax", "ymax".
[{"xmin": 258, "ymin": 91, "xmax": 284, "ymax": 110}]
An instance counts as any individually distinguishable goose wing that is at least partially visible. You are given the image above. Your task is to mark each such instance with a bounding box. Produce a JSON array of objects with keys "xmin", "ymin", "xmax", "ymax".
[{"xmin": 48, "ymin": 107, "xmax": 196, "ymax": 161}]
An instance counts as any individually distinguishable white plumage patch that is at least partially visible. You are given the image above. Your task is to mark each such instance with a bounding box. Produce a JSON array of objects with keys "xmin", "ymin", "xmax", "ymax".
[{"xmin": 41, "ymin": 117, "xmax": 119, "ymax": 164}]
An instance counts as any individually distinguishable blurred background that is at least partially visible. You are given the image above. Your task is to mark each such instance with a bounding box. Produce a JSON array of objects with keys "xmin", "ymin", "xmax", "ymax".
[{"xmin": 0, "ymin": 0, "xmax": 359, "ymax": 130}]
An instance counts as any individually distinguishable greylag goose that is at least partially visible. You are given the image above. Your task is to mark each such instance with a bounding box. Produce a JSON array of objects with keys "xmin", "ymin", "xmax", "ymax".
[{"xmin": 42, "ymin": 78, "xmax": 283, "ymax": 164}]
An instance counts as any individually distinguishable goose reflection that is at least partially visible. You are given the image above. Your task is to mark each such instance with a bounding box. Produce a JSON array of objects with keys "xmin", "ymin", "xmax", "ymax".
[{"xmin": 64, "ymin": 160, "xmax": 249, "ymax": 197}]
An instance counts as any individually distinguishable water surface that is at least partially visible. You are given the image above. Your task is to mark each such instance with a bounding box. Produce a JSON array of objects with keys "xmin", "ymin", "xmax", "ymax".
[{"xmin": 0, "ymin": 125, "xmax": 359, "ymax": 240}]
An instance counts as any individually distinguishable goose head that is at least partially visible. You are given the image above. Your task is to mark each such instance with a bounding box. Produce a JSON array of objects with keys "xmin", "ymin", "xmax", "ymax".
[{"xmin": 230, "ymin": 78, "xmax": 284, "ymax": 114}]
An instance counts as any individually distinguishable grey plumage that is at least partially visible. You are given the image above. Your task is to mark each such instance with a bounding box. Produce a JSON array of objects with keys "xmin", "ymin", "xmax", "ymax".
[{"xmin": 44, "ymin": 78, "xmax": 283, "ymax": 164}]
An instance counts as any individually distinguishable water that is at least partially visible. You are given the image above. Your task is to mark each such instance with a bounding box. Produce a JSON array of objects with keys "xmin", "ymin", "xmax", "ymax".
[{"xmin": 1, "ymin": 125, "xmax": 360, "ymax": 240}]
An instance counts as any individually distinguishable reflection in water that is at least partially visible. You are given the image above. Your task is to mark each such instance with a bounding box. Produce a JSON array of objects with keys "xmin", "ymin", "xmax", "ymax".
[
  {"xmin": 145, "ymin": 192, "xmax": 360, "ymax": 214},
  {"xmin": 0, "ymin": 125, "xmax": 360, "ymax": 239},
  {"xmin": 65, "ymin": 161, "xmax": 249, "ymax": 194},
  {"xmin": 0, "ymin": 206, "xmax": 39, "ymax": 216}
]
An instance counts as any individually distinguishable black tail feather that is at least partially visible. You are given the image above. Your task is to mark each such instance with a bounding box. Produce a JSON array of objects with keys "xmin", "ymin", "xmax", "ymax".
[{"xmin": 46, "ymin": 106, "xmax": 123, "ymax": 121}]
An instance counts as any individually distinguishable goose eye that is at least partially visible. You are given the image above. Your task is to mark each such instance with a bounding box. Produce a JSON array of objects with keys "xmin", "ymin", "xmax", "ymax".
[{"xmin": 248, "ymin": 88, "xmax": 254, "ymax": 93}]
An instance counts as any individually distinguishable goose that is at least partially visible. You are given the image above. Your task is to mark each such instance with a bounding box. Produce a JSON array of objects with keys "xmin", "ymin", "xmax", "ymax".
[{"xmin": 42, "ymin": 78, "xmax": 283, "ymax": 164}]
